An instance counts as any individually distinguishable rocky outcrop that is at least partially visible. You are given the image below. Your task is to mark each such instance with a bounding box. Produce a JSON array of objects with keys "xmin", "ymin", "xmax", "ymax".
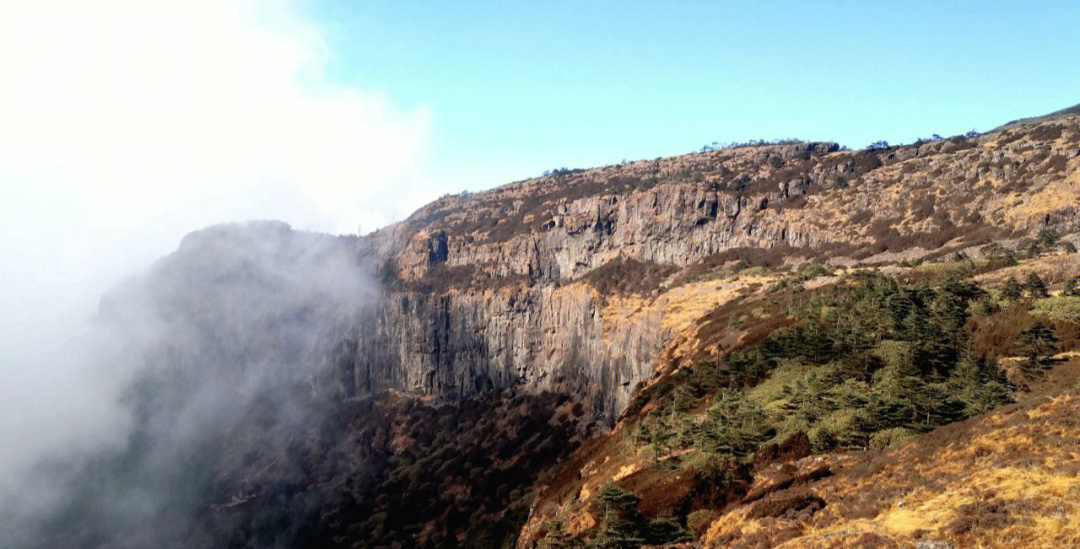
[
  {"xmin": 127, "ymin": 116, "xmax": 1080, "ymax": 418},
  {"xmin": 340, "ymin": 284, "xmax": 663, "ymax": 418},
  {"xmin": 323, "ymin": 116, "xmax": 1080, "ymax": 415}
]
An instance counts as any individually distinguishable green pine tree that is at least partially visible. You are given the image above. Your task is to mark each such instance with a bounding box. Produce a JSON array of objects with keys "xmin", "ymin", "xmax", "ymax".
[
  {"xmin": 1025, "ymin": 273, "xmax": 1050, "ymax": 299},
  {"xmin": 1001, "ymin": 277, "xmax": 1023, "ymax": 301},
  {"xmin": 1017, "ymin": 322, "xmax": 1058, "ymax": 376},
  {"xmin": 1065, "ymin": 276, "xmax": 1080, "ymax": 297}
]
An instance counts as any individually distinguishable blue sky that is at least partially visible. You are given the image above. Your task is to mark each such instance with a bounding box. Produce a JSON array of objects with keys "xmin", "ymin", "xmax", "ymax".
[{"xmin": 312, "ymin": 0, "xmax": 1080, "ymax": 188}]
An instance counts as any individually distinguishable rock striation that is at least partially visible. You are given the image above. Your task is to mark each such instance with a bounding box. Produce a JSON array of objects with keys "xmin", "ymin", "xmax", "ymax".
[
  {"xmin": 118, "ymin": 114, "xmax": 1080, "ymax": 417},
  {"xmin": 332, "ymin": 115, "xmax": 1080, "ymax": 415}
]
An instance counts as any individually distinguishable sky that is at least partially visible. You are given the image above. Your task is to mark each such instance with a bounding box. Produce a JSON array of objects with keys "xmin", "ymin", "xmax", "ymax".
[
  {"xmin": 313, "ymin": 1, "xmax": 1080, "ymax": 185},
  {"xmin": 0, "ymin": 1, "xmax": 1078, "ymax": 473}
]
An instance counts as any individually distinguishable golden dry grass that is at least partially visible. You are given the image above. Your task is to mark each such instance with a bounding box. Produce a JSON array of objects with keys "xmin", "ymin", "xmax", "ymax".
[
  {"xmin": 702, "ymin": 382, "xmax": 1080, "ymax": 549},
  {"xmin": 997, "ymin": 169, "xmax": 1080, "ymax": 226},
  {"xmin": 972, "ymin": 253, "xmax": 1080, "ymax": 288}
]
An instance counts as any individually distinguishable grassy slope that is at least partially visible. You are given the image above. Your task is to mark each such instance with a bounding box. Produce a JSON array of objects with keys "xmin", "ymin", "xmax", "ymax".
[
  {"xmin": 704, "ymin": 359, "xmax": 1080, "ymax": 548},
  {"xmin": 521, "ymin": 251, "xmax": 1080, "ymax": 548}
]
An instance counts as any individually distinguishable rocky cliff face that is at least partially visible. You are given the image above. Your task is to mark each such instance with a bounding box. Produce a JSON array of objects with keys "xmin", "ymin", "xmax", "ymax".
[
  {"xmin": 320, "ymin": 114, "xmax": 1080, "ymax": 416},
  {"xmin": 57, "ymin": 108, "xmax": 1080, "ymax": 549},
  {"xmin": 114, "ymin": 114, "xmax": 1080, "ymax": 418},
  {"xmin": 340, "ymin": 284, "xmax": 662, "ymax": 419}
]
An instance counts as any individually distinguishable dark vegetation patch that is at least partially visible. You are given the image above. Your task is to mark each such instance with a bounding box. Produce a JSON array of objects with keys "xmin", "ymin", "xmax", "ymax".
[
  {"xmin": 37, "ymin": 390, "xmax": 598, "ymax": 549},
  {"xmin": 969, "ymin": 298, "xmax": 1080, "ymax": 359},
  {"xmin": 1046, "ymin": 154, "xmax": 1070, "ymax": 172},
  {"xmin": 998, "ymin": 130, "xmax": 1025, "ymax": 146},
  {"xmin": 617, "ymin": 455, "xmax": 748, "ymax": 519},
  {"xmin": 946, "ymin": 498, "xmax": 1015, "ymax": 535},
  {"xmin": 581, "ymin": 257, "xmax": 677, "ymax": 297},
  {"xmin": 782, "ymin": 194, "xmax": 809, "ymax": 208},
  {"xmin": 673, "ymin": 246, "xmax": 800, "ymax": 286},
  {"xmin": 744, "ymin": 461, "xmax": 833, "ymax": 503},
  {"xmin": 547, "ymin": 483, "xmax": 693, "ymax": 547},
  {"xmin": 751, "ymin": 432, "xmax": 812, "ymax": 470},
  {"xmin": 969, "ymin": 302, "xmax": 1040, "ymax": 358},
  {"xmin": 849, "ymin": 208, "xmax": 873, "ymax": 226},
  {"xmin": 943, "ymin": 136, "xmax": 977, "ymax": 153},
  {"xmin": 233, "ymin": 391, "xmax": 598, "ymax": 549},
  {"xmin": 381, "ymin": 260, "xmax": 533, "ymax": 294},
  {"xmin": 273, "ymin": 391, "xmax": 599, "ymax": 549},
  {"xmin": 1030, "ymin": 123, "xmax": 1064, "ymax": 142},
  {"xmin": 747, "ymin": 491, "xmax": 826, "ymax": 520},
  {"xmin": 864, "ymin": 205, "xmax": 1001, "ymax": 255}
]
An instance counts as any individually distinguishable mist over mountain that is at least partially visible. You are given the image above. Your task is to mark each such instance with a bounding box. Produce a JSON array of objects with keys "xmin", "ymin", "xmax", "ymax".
[
  {"xmin": 2, "ymin": 221, "xmax": 375, "ymax": 548},
  {"xmin": 3, "ymin": 107, "xmax": 1080, "ymax": 548},
  {"xmin": 5, "ymin": 1, "xmax": 1080, "ymax": 547}
]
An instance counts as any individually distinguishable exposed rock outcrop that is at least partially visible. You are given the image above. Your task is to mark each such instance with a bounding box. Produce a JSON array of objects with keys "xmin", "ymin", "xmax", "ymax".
[
  {"xmin": 325, "ymin": 115, "xmax": 1080, "ymax": 415},
  {"xmin": 121, "ymin": 115, "xmax": 1080, "ymax": 418}
]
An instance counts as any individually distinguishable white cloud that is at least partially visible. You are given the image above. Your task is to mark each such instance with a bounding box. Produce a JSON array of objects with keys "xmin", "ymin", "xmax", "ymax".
[
  {"xmin": 0, "ymin": 0, "xmax": 432, "ymax": 476},
  {"xmin": 1, "ymin": 0, "xmax": 431, "ymax": 235}
]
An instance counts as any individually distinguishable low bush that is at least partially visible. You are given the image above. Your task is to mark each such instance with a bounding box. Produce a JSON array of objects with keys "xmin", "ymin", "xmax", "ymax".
[
  {"xmin": 1032, "ymin": 296, "xmax": 1080, "ymax": 322},
  {"xmin": 868, "ymin": 427, "xmax": 917, "ymax": 450},
  {"xmin": 686, "ymin": 509, "xmax": 718, "ymax": 539}
]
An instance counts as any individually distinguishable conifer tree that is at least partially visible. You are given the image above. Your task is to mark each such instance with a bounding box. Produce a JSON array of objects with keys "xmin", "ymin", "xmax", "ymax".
[
  {"xmin": 1018, "ymin": 322, "xmax": 1058, "ymax": 376},
  {"xmin": 1001, "ymin": 277, "xmax": 1023, "ymax": 301},
  {"xmin": 593, "ymin": 484, "xmax": 645, "ymax": 548},
  {"xmin": 1065, "ymin": 276, "xmax": 1080, "ymax": 297},
  {"xmin": 1025, "ymin": 273, "xmax": 1049, "ymax": 299}
]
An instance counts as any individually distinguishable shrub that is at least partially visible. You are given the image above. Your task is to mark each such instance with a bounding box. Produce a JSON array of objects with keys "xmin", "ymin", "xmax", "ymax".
[
  {"xmin": 872, "ymin": 340, "xmax": 916, "ymax": 371},
  {"xmin": 1000, "ymin": 277, "xmax": 1023, "ymax": 301},
  {"xmin": 686, "ymin": 453, "xmax": 737, "ymax": 506},
  {"xmin": 982, "ymin": 242, "xmax": 1018, "ymax": 267},
  {"xmin": 627, "ymin": 273, "xmax": 1013, "ymax": 523},
  {"xmin": 589, "ymin": 484, "xmax": 688, "ymax": 546},
  {"xmin": 1065, "ymin": 276, "xmax": 1080, "ymax": 297},
  {"xmin": 809, "ymin": 408, "xmax": 871, "ymax": 450},
  {"xmin": 1032, "ymin": 296, "xmax": 1080, "ymax": 322},
  {"xmin": 729, "ymin": 174, "xmax": 751, "ymax": 192},
  {"xmin": 686, "ymin": 509, "xmax": 718, "ymax": 539},
  {"xmin": 595, "ymin": 483, "xmax": 641, "ymax": 514},
  {"xmin": 975, "ymin": 298, "xmax": 997, "ymax": 315},
  {"xmin": 1037, "ymin": 228, "xmax": 1059, "ymax": 247},
  {"xmin": 642, "ymin": 518, "xmax": 689, "ymax": 545},
  {"xmin": 868, "ymin": 427, "xmax": 916, "ymax": 450}
]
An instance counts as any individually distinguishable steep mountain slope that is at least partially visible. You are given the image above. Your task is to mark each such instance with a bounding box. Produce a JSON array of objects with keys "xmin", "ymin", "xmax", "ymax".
[
  {"xmin": 340, "ymin": 111, "xmax": 1080, "ymax": 417},
  {"xmin": 517, "ymin": 263, "xmax": 1080, "ymax": 547},
  {"xmin": 700, "ymin": 384, "xmax": 1080, "ymax": 548},
  {"xmin": 504, "ymin": 113, "xmax": 1080, "ymax": 548},
  {"xmin": 9, "ymin": 108, "xmax": 1080, "ymax": 549}
]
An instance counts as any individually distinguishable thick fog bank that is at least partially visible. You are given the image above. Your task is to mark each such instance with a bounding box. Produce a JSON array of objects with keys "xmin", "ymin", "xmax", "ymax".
[{"xmin": 0, "ymin": 221, "xmax": 377, "ymax": 548}]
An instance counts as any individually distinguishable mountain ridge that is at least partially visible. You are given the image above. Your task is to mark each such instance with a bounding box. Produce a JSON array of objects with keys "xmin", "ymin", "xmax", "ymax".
[
  {"xmin": 27, "ymin": 106, "xmax": 1079, "ymax": 548},
  {"xmin": 334, "ymin": 111, "xmax": 1080, "ymax": 418}
]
